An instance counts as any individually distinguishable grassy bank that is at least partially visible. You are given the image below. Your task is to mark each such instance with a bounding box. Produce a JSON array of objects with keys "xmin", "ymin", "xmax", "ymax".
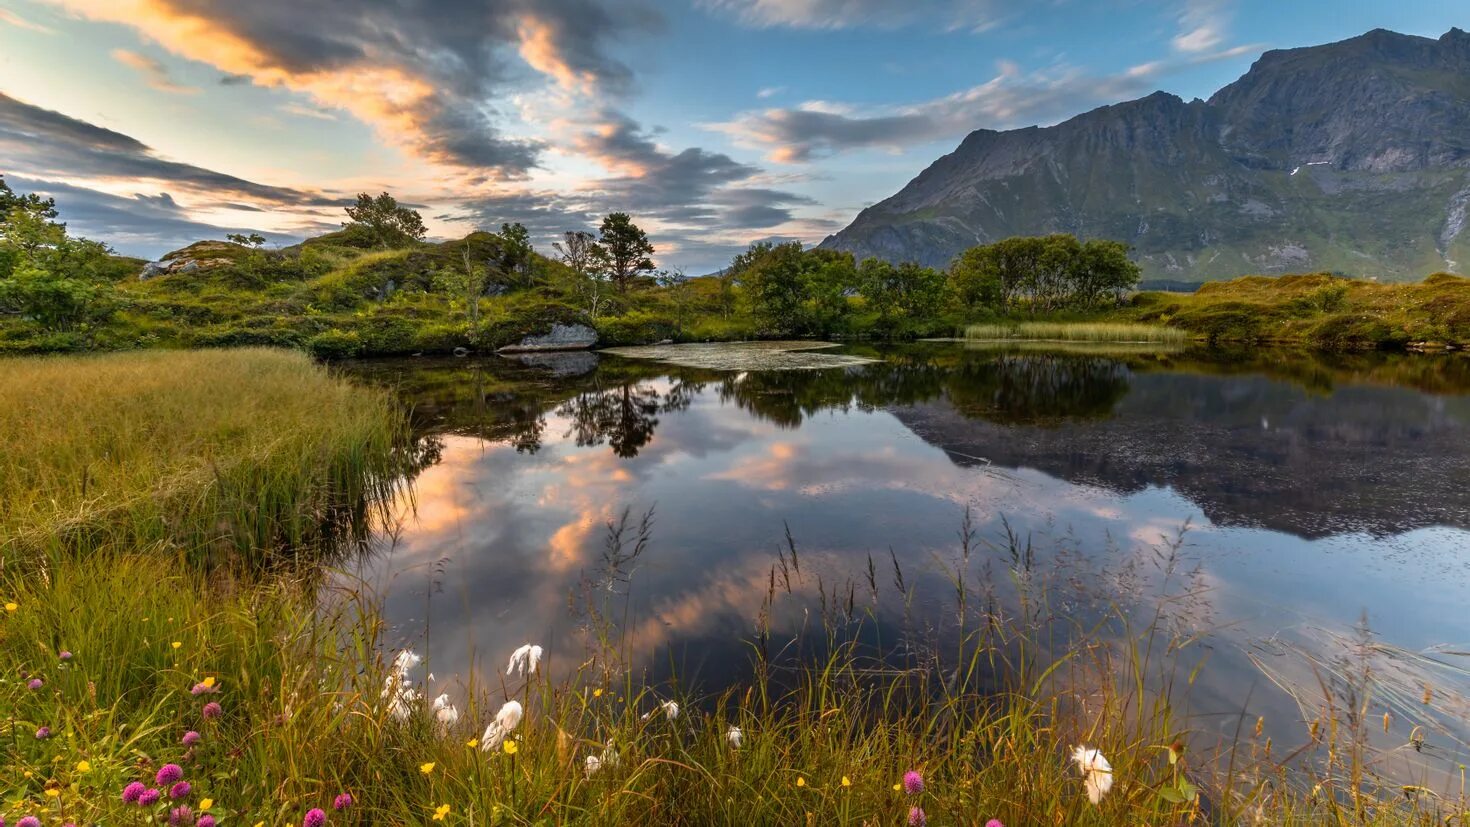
[
  {"xmin": 0, "ymin": 348, "xmax": 404, "ymax": 565},
  {"xmin": 1128, "ymin": 273, "xmax": 1470, "ymax": 348}
]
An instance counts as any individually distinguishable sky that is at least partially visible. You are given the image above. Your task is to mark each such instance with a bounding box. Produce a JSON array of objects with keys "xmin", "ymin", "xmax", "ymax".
[{"xmin": 0, "ymin": 0, "xmax": 1464, "ymax": 274}]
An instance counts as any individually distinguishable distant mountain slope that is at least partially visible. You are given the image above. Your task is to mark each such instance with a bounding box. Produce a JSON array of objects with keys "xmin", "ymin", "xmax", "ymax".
[{"xmin": 820, "ymin": 28, "xmax": 1470, "ymax": 282}]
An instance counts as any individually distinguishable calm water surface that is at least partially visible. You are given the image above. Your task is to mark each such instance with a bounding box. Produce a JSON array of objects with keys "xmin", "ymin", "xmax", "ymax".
[{"xmin": 342, "ymin": 344, "xmax": 1470, "ymax": 775}]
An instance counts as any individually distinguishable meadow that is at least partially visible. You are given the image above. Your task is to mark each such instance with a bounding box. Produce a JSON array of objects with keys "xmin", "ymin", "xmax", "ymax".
[{"xmin": 0, "ymin": 348, "xmax": 1464, "ymax": 825}]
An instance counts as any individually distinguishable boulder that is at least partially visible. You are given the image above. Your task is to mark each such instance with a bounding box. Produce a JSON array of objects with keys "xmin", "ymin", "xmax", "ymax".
[
  {"xmin": 504, "ymin": 350, "xmax": 599, "ymax": 377},
  {"xmin": 497, "ymin": 323, "xmax": 598, "ymax": 353}
]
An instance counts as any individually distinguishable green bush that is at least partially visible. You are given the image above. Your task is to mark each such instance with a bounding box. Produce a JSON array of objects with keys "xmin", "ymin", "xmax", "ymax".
[
  {"xmin": 307, "ymin": 329, "xmax": 364, "ymax": 360},
  {"xmin": 595, "ymin": 311, "xmax": 678, "ymax": 346}
]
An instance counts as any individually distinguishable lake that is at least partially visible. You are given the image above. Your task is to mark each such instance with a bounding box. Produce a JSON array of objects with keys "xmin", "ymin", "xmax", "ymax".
[{"xmin": 342, "ymin": 343, "xmax": 1470, "ymax": 780}]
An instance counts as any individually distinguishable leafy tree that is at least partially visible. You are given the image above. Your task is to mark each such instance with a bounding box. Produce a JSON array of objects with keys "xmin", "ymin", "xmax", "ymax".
[
  {"xmin": 859, "ymin": 259, "xmax": 946, "ymax": 324},
  {"xmin": 226, "ymin": 232, "xmax": 266, "ymax": 248},
  {"xmin": 343, "ymin": 192, "xmax": 426, "ymax": 248},
  {"xmin": 739, "ymin": 242, "xmax": 807, "ymax": 334},
  {"xmin": 949, "ymin": 245, "xmax": 1004, "ymax": 311},
  {"xmin": 0, "ymin": 175, "xmax": 58, "ymax": 222},
  {"xmin": 597, "ymin": 213, "xmax": 654, "ymax": 292},
  {"xmin": 554, "ymin": 230, "xmax": 611, "ymax": 319},
  {"xmin": 1072, "ymin": 239, "xmax": 1141, "ymax": 305},
  {"xmin": 0, "ymin": 182, "xmax": 117, "ymax": 331},
  {"xmin": 947, "ymin": 234, "xmax": 1140, "ymax": 312},
  {"xmin": 496, "ymin": 222, "xmax": 536, "ymax": 287}
]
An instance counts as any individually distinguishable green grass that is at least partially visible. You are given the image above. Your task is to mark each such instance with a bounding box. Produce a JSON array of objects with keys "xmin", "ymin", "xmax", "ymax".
[
  {"xmin": 965, "ymin": 321, "xmax": 1189, "ymax": 345},
  {"xmin": 0, "ymin": 348, "xmax": 405, "ymax": 565}
]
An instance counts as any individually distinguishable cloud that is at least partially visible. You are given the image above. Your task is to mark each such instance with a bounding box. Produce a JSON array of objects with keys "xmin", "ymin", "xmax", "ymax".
[
  {"xmin": 2, "ymin": 175, "xmax": 296, "ymax": 255},
  {"xmin": 709, "ymin": 44, "xmax": 1262, "ymax": 162},
  {"xmin": 41, "ymin": 0, "xmax": 661, "ymax": 177},
  {"xmin": 0, "ymin": 7, "xmax": 55, "ymax": 33},
  {"xmin": 1173, "ymin": 0, "xmax": 1228, "ymax": 53},
  {"xmin": 111, "ymin": 49, "xmax": 201, "ymax": 95},
  {"xmin": 0, "ymin": 92, "xmax": 319, "ymax": 204},
  {"xmin": 700, "ymin": 0, "xmax": 1008, "ymax": 31},
  {"xmin": 757, "ymin": 86, "xmax": 786, "ymax": 99}
]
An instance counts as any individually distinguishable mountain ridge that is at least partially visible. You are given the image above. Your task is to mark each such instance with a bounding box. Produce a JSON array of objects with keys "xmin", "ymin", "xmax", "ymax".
[{"xmin": 819, "ymin": 28, "xmax": 1470, "ymax": 282}]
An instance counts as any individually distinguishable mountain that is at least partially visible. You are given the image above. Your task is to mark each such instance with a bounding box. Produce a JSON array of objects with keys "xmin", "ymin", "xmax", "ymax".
[{"xmin": 819, "ymin": 28, "xmax": 1470, "ymax": 282}]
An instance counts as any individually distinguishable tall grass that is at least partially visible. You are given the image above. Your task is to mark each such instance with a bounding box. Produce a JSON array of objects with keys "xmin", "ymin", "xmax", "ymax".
[
  {"xmin": 0, "ymin": 348, "xmax": 406, "ymax": 565},
  {"xmin": 966, "ymin": 321, "xmax": 1189, "ymax": 344}
]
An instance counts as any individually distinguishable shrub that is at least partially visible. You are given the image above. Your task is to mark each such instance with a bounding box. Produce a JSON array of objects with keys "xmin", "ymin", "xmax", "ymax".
[{"xmin": 307, "ymin": 329, "xmax": 364, "ymax": 360}]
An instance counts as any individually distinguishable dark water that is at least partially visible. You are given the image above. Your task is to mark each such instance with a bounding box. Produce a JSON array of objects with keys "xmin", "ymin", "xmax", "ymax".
[{"xmin": 342, "ymin": 343, "xmax": 1470, "ymax": 773}]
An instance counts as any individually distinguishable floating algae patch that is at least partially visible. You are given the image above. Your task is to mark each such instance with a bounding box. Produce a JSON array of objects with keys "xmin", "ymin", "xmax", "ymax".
[{"xmin": 601, "ymin": 341, "xmax": 879, "ymax": 371}]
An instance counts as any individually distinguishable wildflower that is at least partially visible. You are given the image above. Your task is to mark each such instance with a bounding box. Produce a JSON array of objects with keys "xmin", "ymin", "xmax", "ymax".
[
  {"xmin": 333, "ymin": 792, "xmax": 353, "ymax": 811},
  {"xmin": 841, "ymin": 776, "xmax": 852, "ymax": 787},
  {"xmin": 198, "ymin": 817, "xmax": 217, "ymax": 827},
  {"xmin": 1071, "ymin": 745, "xmax": 1114, "ymax": 805},
  {"xmin": 200, "ymin": 798, "xmax": 213, "ymax": 811},
  {"xmin": 796, "ymin": 776, "xmax": 806, "ymax": 787},
  {"xmin": 4, "ymin": 601, "xmax": 16, "ymax": 612},
  {"xmin": 168, "ymin": 805, "xmax": 195, "ymax": 826},
  {"xmin": 903, "ymin": 770, "xmax": 925, "ymax": 795},
  {"xmin": 139, "ymin": 788, "xmax": 163, "ymax": 806},
  {"xmin": 987, "ymin": 820, "xmax": 1004, "ymax": 827},
  {"xmin": 593, "ymin": 688, "xmax": 604, "ymax": 698},
  {"xmin": 123, "ymin": 781, "xmax": 147, "ymax": 803},
  {"xmin": 584, "ymin": 754, "xmax": 602, "ymax": 777},
  {"xmin": 506, "ymin": 643, "xmax": 543, "ymax": 676},
  {"xmin": 420, "ymin": 761, "xmax": 436, "ymax": 774},
  {"xmin": 191, "ymin": 679, "xmax": 220, "ymax": 695},
  {"xmin": 170, "ymin": 780, "xmax": 192, "ymax": 799},
  {"xmin": 892, "ymin": 783, "xmax": 901, "ymax": 792},
  {"xmin": 726, "ymin": 725, "xmax": 743, "ymax": 749},
  {"xmin": 34, "ymin": 726, "xmax": 50, "ymax": 740},
  {"xmin": 45, "ymin": 789, "xmax": 60, "ymax": 798},
  {"xmin": 641, "ymin": 700, "xmax": 680, "ymax": 722},
  {"xmin": 172, "ymin": 641, "xmax": 182, "ymax": 650},
  {"xmin": 27, "ymin": 678, "xmax": 42, "ymax": 690},
  {"xmin": 182, "ymin": 730, "xmax": 201, "ymax": 746},
  {"xmin": 907, "ymin": 806, "xmax": 927, "ymax": 827},
  {"xmin": 382, "ymin": 649, "xmax": 423, "ymax": 721},
  {"xmin": 432, "ymin": 693, "xmax": 459, "ymax": 729},
  {"xmin": 503, "ymin": 739, "xmax": 519, "ymax": 755},
  {"xmin": 433, "ymin": 803, "xmax": 451, "ymax": 821},
  {"xmin": 59, "ymin": 650, "xmax": 72, "ymax": 661},
  {"xmin": 466, "ymin": 738, "xmax": 479, "ymax": 749},
  {"xmin": 479, "ymin": 700, "xmax": 524, "ymax": 752},
  {"xmin": 202, "ymin": 701, "xmax": 222, "ymax": 720},
  {"xmin": 76, "ymin": 760, "xmax": 91, "ymax": 772},
  {"xmin": 303, "ymin": 808, "xmax": 327, "ymax": 827},
  {"xmin": 17, "ymin": 818, "xmax": 40, "ymax": 827},
  {"xmin": 156, "ymin": 764, "xmax": 185, "ymax": 785},
  {"xmin": 392, "ymin": 649, "xmax": 423, "ymax": 675}
]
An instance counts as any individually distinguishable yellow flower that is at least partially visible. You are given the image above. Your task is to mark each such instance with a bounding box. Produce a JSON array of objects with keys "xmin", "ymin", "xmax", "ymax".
[
  {"xmin": 200, "ymin": 798, "xmax": 214, "ymax": 811},
  {"xmin": 75, "ymin": 760, "xmax": 90, "ymax": 772},
  {"xmin": 841, "ymin": 776, "xmax": 852, "ymax": 788},
  {"xmin": 171, "ymin": 641, "xmax": 182, "ymax": 650},
  {"xmin": 4, "ymin": 602, "xmax": 16, "ymax": 612},
  {"xmin": 503, "ymin": 739, "xmax": 519, "ymax": 755},
  {"xmin": 201, "ymin": 676, "xmax": 216, "ymax": 689},
  {"xmin": 45, "ymin": 788, "xmax": 60, "ymax": 798},
  {"xmin": 892, "ymin": 783, "xmax": 901, "ymax": 792},
  {"xmin": 433, "ymin": 803, "xmax": 451, "ymax": 821},
  {"xmin": 466, "ymin": 738, "xmax": 480, "ymax": 749},
  {"xmin": 796, "ymin": 776, "xmax": 806, "ymax": 787},
  {"xmin": 593, "ymin": 688, "xmax": 604, "ymax": 698},
  {"xmin": 419, "ymin": 762, "xmax": 436, "ymax": 774}
]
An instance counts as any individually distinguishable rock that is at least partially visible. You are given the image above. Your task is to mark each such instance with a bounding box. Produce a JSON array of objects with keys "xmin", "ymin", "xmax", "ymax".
[
  {"xmin": 497, "ymin": 323, "xmax": 598, "ymax": 353},
  {"xmin": 178, "ymin": 261, "xmax": 200, "ymax": 274},
  {"xmin": 139, "ymin": 261, "xmax": 169, "ymax": 280},
  {"xmin": 453, "ymin": 347, "xmax": 470, "ymax": 357}
]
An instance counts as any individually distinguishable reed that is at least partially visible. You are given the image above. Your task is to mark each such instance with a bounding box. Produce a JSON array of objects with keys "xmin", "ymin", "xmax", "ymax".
[
  {"xmin": 0, "ymin": 348, "xmax": 406, "ymax": 566},
  {"xmin": 965, "ymin": 321, "xmax": 1189, "ymax": 344}
]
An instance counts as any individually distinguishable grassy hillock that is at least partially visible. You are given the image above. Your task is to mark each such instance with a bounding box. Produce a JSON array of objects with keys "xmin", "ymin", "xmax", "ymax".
[{"xmin": 1127, "ymin": 272, "xmax": 1470, "ymax": 348}]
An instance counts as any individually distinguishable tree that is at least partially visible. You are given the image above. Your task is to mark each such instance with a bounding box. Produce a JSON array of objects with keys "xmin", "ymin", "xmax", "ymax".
[
  {"xmin": 554, "ymin": 230, "xmax": 611, "ymax": 319},
  {"xmin": 0, "ymin": 175, "xmax": 58, "ymax": 222},
  {"xmin": 740, "ymin": 242, "xmax": 807, "ymax": 334},
  {"xmin": 597, "ymin": 213, "xmax": 654, "ymax": 292},
  {"xmin": 226, "ymin": 233, "xmax": 267, "ymax": 249},
  {"xmin": 0, "ymin": 182, "xmax": 117, "ymax": 331},
  {"xmin": 1072, "ymin": 239, "xmax": 1141, "ymax": 306},
  {"xmin": 948, "ymin": 245, "xmax": 1005, "ymax": 311},
  {"xmin": 342, "ymin": 192, "xmax": 426, "ymax": 248},
  {"xmin": 945, "ymin": 234, "xmax": 1140, "ymax": 313},
  {"xmin": 496, "ymin": 222, "xmax": 536, "ymax": 287}
]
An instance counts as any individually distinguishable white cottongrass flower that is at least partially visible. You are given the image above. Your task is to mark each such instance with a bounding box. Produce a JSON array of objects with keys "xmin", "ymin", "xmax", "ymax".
[
  {"xmin": 1071, "ymin": 745, "xmax": 1114, "ymax": 805},
  {"xmin": 506, "ymin": 644, "xmax": 543, "ymax": 676},
  {"xmin": 726, "ymin": 725, "xmax": 743, "ymax": 749},
  {"xmin": 479, "ymin": 700, "xmax": 525, "ymax": 752},
  {"xmin": 584, "ymin": 754, "xmax": 602, "ymax": 777},
  {"xmin": 641, "ymin": 700, "xmax": 680, "ymax": 722},
  {"xmin": 431, "ymin": 694, "xmax": 459, "ymax": 730},
  {"xmin": 381, "ymin": 649, "xmax": 423, "ymax": 722}
]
